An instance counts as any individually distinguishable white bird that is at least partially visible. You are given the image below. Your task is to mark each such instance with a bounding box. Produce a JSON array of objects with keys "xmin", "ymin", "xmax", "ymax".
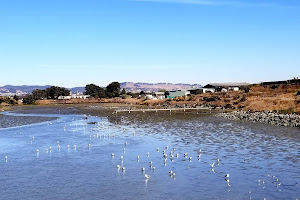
[
  {"xmin": 37, "ymin": 149, "xmax": 39, "ymax": 153},
  {"xmin": 111, "ymin": 153, "xmax": 114, "ymax": 157},
  {"xmin": 147, "ymin": 152, "xmax": 149, "ymax": 156},
  {"xmin": 145, "ymin": 174, "xmax": 150, "ymax": 179},
  {"xmin": 74, "ymin": 144, "xmax": 76, "ymax": 149},
  {"xmin": 210, "ymin": 162, "xmax": 215, "ymax": 168},
  {"xmin": 117, "ymin": 165, "xmax": 121, "ymax": 170},
  {"xmin": 121, "ymin": 156, "xmax": 123, "ymax": 160},
  {"xmin": 149, "ymin": 161, "xmax": 153, "ymax": 165},
  {"xmin": 5, "ymin": 156, "xmax": 7, "ymax": 161},
  {"xmin": 184, "ymin": 153, "xmax": 188, "ymax": 157},
  {"xmin": 189, "ymin": 157, "xmax": 192, "ymax": 160},
  {"xmin": 122, "ymin": 167, "xmax": 125, "ymax": 171},
  {"xmin": 88, "ymin": 144, "xmax": 91, "ymax": 148},
  {"xmin": 142, "ymin": 167, "xmax": 145, "ymax": 171},
  {"xmin": 137, "ymin": 155, "xmax": 139, "ymax": 160},
  {"xmin": 225, "ymin": 174, "xmax": 230, "ymax": 178}
]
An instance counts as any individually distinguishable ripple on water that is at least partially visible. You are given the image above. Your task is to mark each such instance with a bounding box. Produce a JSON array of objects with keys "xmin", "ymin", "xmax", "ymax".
[{"xmin": 0, "ymin": 109, "xmax": 299, "ymax": 200}]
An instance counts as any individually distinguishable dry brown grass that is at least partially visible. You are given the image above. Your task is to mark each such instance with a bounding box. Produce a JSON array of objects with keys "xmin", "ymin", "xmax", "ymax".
[{"xmin": 32, "ymin": 85, "xmax": 300, "ymax": 113}]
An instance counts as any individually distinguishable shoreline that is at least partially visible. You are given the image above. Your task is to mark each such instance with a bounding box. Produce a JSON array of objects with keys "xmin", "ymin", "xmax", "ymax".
[
  {"xmin": 2, "ymin": 103, "xmax": 300, "ymax": 128},
  {"xmin": 217, "ymin": 110, "xmax": 300, "ymax": 127}
]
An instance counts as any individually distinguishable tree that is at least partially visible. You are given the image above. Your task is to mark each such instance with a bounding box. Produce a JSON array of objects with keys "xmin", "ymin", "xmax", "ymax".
[
  {"xmin": 120, "ymin": 88, "xmax": 126, "ymax": 95},
  {"xmin": 46, "ymin": 86, "xmax": 70, "ymax": 99},
  {"xmin": 22, "ymin": 94, "xmax": 35, "ymax": 104},
  {"xmin": 32, "ymin": 89, "xmax": 47, "ymax": 100},
  {"xmin": 13, "ymin": 95, "xmax": 20, "ymax": 101},
  {"xmin": 106, "ymin": 82, "xmax": 120, "ymax": 98},
  {"xmin": 85, "ymin": 84, "xmax": 105, "ymax": 98}
]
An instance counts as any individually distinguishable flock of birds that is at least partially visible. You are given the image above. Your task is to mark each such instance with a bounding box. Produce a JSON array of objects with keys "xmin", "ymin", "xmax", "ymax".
[{"xmin": 2, "ymin": 112, "xmax": 299, "ymax": 200}]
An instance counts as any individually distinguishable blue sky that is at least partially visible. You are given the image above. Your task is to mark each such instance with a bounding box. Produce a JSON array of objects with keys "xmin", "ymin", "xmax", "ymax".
[{"xmin": 0, "ymin": 0, "xmax": 299, "ymax": 87}]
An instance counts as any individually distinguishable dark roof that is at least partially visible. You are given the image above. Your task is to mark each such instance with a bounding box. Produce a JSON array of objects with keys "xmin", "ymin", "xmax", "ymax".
[{"xmin": 203, "ymin": 84, "xmax": 216, "ymax": 88}]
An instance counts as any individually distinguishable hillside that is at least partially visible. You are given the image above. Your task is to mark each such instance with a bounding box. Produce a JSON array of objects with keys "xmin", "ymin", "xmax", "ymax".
[
  {"xmin": 120, "ymin": 82, "xmax": 201, "ymax": 92},
  {"xmin": 0, "ymin": 82, "xmax": 202, "ymax": 96}
]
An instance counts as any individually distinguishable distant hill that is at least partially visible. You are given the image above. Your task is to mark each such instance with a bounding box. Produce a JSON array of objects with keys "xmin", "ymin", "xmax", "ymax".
[
  {"xmin": 120, "ymin": 82, "xmax": 202, "ymax": 93},
  {"xmin": 0, "ymin": 85, "xmax": 52, "ymax": 96},
  {"xmin": 0, "ymin": 82, "xmax": 202, "ymax": 96}
]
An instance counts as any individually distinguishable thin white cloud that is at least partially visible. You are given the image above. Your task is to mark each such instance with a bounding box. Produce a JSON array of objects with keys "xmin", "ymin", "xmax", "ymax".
[{"xmin": 130, "ymin": 0, "xmax": 295, "ymax": 8}]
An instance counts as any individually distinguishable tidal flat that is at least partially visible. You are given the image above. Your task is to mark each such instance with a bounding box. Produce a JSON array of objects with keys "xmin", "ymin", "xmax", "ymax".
[{"xmin": 0, "ymin": 105, "xmax": 299, "ymax": 200}]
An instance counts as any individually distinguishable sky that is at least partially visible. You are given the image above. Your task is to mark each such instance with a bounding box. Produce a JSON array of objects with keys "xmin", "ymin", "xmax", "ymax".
[{"xmin": 0, "ymin": 0, "xmax": 299, "ymax": 87}]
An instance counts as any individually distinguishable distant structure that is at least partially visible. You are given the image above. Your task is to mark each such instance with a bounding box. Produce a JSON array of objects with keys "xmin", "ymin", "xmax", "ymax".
[
  {"xmin": 261, "ymin": 77, "xmax": 300, "ymax": 86},
  {"xmin": 201, "ymin": 82, "xmax": 250, "ymax": 93},
  {"xmin": 202, "ymin": 84, "xmax": 216, "ymax": 93},
  {"xmin": 58, "ymin": 93, "xmax": 90, "ymax": 100},
  {"xmin": 166, "ymin": 90, "xmax": 191, "ymax": 99}
]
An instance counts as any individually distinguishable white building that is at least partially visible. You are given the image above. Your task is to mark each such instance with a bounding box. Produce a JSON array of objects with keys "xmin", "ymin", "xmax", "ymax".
[{"xmin": 58, "ymin": 94, "xmax": 90, "ymax": 100}]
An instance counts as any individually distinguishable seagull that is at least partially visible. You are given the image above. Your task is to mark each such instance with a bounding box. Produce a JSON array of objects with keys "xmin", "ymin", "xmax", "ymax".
[
  {"xmin": 37, "ymin": 149, "xmax": 39, "ymax": 153},
  {"xmin": 184, "ymin": 153, "xmax": 188, "ymax": 157},
  {"xmin": 145, "ymin": 174, "xmax": 150, "ymax": 179},
  {"xmin": 137, "ymin": 155, "xmax": 139, "ymax": 160},
  {"xmin": 210, "ymin": 162, "xmax": 215, "ymax": 168},
  {"xmin": 111, "ymin": 153, "xmax": 114, "ymax": 157},
  {"xmin": 117, "ymin": 165, "xmax": 121, "ymax": 170},
  {"xmin": 142, "ymin": 167, "xmax": 145, "ymax": 171},
  {"xmin": 225, "ymin": 174, "xmax": 230, "ymax": 178},
  {"xmin": 122, "ymin": 167, "xmax": 125, "ymax": 171},
  {"xmin": 5, "ymin": 156, "xmax": 7, "ymax": 161}
]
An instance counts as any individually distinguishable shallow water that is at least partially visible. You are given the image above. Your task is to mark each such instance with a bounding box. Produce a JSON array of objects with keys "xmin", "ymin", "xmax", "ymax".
[{"xmin": 0, "ymin": 108, "xmax": 299, "ymax": 200}]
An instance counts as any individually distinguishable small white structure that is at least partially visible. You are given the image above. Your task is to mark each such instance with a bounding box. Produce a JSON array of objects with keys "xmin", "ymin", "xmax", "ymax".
[
  {"xmin": 58, "ymin": 94, "xmax": 90, "ymax": 100},
  {"xmin": 154, "ymin": 92, "xmax": 165, "ymax": 99},
  {"xmin": 202, "ymin": 88, "xmax": 216, "ymax": 93}
]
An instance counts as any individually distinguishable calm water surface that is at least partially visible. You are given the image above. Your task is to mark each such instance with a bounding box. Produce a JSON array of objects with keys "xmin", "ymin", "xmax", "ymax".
[{"xmin": 0, "ymin": 107, "xmax": 299, "ymax": 200}]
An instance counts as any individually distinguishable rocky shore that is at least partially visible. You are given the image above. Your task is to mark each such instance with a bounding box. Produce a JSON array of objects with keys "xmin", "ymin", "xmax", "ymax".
[{"xmin": 217, "ymin": 110, "xmax": 300, "ymax": 127}]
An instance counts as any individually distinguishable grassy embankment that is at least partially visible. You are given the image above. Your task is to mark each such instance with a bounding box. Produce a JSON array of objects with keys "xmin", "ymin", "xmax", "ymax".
[{"xmin": 3, "ymin": 85, "xmax": 300, "ymax": 114}]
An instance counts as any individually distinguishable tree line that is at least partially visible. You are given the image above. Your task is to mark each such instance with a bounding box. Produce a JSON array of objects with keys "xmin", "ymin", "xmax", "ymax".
[
  {"xmin": 23, "ymin": 86, "xmax": 71, "ymax": 104},
  {"xmin": 22, "ymin": 82, "xmax": 134, "ymax": 104}
]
